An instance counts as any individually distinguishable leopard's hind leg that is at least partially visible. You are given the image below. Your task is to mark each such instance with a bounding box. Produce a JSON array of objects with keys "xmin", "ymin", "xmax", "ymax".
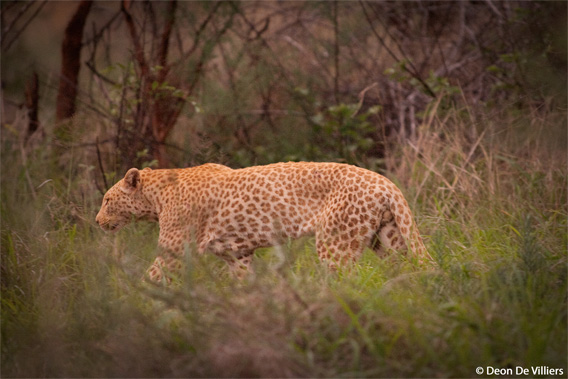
[
  {"xmin": 314, "ymin": 200, "xmax": 369, "ymax": 269},
  {"xmin": 371, "ymin": 210, "xmax": 406, "ymax": 258},
  {"xmin": 218, "ymin": 250, "xmax": 254, "ymax": 279}
]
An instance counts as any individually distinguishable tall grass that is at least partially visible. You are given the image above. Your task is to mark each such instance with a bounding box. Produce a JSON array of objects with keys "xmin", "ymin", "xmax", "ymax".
[{"xmin": 2, "ymin": 105, "xmax": 566, "ymax": 377}]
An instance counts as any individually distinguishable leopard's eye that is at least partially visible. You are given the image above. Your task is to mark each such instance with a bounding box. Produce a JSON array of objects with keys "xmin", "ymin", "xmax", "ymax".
[{"xmin": 104, "ymin": 198, "xmax": 110, "ymax": 205}]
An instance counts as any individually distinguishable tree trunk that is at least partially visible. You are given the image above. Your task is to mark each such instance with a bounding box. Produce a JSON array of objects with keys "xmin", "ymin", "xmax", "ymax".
[
  {"xmin": 122, "ymin": 0, "xmax": 180, "ymax": 168},
  {"xmin": 55, "ymin": 0, "xmax": 92, "ymax": 123},
  {"xmin": 24, "ymin": 71, "xmax": 39, "ymax": 143}
]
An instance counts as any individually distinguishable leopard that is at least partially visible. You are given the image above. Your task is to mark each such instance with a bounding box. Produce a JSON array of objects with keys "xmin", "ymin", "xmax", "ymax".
[{"xmin": 96, "ymin": 162, "xmax": 432, "ymax": 282}]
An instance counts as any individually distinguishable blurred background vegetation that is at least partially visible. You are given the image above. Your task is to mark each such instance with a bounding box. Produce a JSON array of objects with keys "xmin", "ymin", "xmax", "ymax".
[
  {"xmin": 1, "ymin": 1, "xmax": 566, "ymax": 377},
  {"xmin": 2, "ymin": 1, "xmax": 565, "ymax": 176}
]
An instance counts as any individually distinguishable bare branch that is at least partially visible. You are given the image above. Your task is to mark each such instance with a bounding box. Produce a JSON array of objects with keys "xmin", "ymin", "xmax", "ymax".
[
  {"xmin": 1, "ymin": 0, "xmax": 48, "ymax": 52},
  {"xmin": 359, "ymin": 1, "xmax": 436, "ymax": 98},
  {"xmin": 183, "ymin": 1, "xmax": 223, "ymax": 59},
  {"xmin": 121, "ymin": 0, "xmax": 149, "ymax": 77},
  {"xmin": 157, "ymin": 0, "xmax": 177, "ymax": 74},
  {"xmin": 333, "ymin": 0, "xmax": 339, "ymax": 103}
]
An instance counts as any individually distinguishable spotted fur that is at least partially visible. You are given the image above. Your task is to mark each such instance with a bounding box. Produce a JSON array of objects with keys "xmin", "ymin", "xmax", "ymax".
[{"xmin": 96, "ymin": 162, "xmax": 432, "ymax": 282}]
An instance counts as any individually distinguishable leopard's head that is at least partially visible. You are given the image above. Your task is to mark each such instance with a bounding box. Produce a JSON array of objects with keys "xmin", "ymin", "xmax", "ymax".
[{"xmin": 96, "ymin": 168, "xmax": 155, "ymax": 232}]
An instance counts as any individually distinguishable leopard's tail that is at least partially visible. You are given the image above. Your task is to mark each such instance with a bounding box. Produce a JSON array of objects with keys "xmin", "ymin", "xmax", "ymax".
[{"xmin": 388, "ymin": 193, "xmax": 434, "ymax": 266}]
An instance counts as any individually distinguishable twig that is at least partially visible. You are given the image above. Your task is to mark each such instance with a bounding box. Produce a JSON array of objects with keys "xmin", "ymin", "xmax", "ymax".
[
  {"xmin": 183, "ymin": 1, "xmax": 223, "ymax": 59},
  {"xmin": 82, "ymin": 8, "xmax": 122, "ymax": 46},
  {"xmin": 352, "ymin": 82, "xmax": 379, "ymax": 118},
  {"xmin": 96, "ymin": 137, "xmax": 109, "ymax": 191},
  {"xmin": 85, "ymin": 61, "xmax": 117, "ymax": 86}
]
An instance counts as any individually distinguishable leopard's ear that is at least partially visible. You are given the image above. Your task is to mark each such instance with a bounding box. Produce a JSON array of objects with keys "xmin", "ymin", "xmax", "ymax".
[{"xmin": 122, "ymin": 168, "xmax": 141, "ymax": 194}]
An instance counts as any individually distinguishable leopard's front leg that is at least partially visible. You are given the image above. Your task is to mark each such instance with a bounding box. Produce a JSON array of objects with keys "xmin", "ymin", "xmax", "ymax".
[
  {"xmin": 145, "ymin": 224, "xmax": 188, "ymax": 283},
  {"xmin": 145, "ymin": 252, "xmax": 184, "ymax": 284}
]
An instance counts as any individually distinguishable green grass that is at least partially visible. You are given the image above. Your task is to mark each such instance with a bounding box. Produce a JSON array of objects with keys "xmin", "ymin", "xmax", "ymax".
[{"xmin": 2, "ymin": 113, "xmax": 566, "ymax": 377}]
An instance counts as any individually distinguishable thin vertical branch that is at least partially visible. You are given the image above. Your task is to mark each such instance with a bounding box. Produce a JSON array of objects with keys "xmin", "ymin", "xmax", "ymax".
[
  {"xmin": 333, "ymin": 0, "xmax": 339, "ymax": 103},
  {"xmin": 122, "ymin": 0, "xmax": 149, "ymax": 77},
  {"xmin": 158, "ymin": 0, "xmax": 177, "ymax": 73}
]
